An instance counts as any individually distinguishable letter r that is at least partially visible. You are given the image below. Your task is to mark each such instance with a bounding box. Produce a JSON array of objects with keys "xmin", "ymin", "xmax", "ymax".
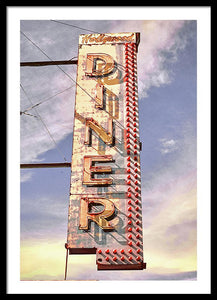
[{"xmin": 79, "ymin": 197, "xmax": 115, "ymax": 230}]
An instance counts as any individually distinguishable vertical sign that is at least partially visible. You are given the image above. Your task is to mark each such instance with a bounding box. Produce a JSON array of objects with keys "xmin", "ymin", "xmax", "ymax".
[{"xmin": 66, "ymin": 32, "xmax": 146, "ymax": 270}]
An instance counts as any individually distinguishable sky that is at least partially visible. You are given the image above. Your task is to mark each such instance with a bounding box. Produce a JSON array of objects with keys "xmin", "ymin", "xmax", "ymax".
[{"xmin": 19, "ymin": 18, "xmax": 198, "ymax": 283}]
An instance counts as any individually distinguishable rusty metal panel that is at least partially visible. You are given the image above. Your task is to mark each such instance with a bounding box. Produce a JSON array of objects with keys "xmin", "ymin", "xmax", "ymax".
[{"xmin": 66, "ymin": 32, "xmax": 145, "ymax": 270}]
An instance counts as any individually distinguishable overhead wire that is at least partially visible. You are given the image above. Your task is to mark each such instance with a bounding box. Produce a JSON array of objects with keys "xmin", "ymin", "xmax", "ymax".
[
  {"xmin": 20, "ymin": 30, "xmax": 126, "ymax": 130},
  {"xmin": 20, "ymin": 84, "xmax": 74, "ymax": 114},
  {"xmin": 21, "ymin": 111, "xmax": 38, "ymax": 118},
  {"xmin": 49, "ymin": 20, "xmax": 126, "ymax": 70},
  {"xmin": 50, "ymin": 20, "xmax": 101, "ymax": 34},
  {"xmin": 20, "ymin": 83, "xmax": 68, "ymax": 163},
  {"xmin": 21, "ymin": 26, "xmax": 137, "ymax": 136},
  {"xmin": 20, "ymin": 30, "xmax": 94, "ymax": 102}
]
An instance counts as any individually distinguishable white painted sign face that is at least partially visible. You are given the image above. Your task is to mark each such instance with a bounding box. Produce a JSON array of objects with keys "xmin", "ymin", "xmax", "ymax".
[{"xmin": 66, "ymin": 32, "xmax": 146, "ymax": 270}]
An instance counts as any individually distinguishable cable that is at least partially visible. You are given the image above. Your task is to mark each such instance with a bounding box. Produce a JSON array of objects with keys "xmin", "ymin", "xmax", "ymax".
[
  {"xmin": 50, "ymin": 18, "xmax": 130, "ymax": 68},
  {"xmin": 50, "ymin": 20, "xmax": 101, "ymax": 34},
  {"xmin": 21, "ymin": 85, "xmax": 74, "ymax": 114},
  {"xmin": 20, "ymin": 30, "xmax": 94, "ymax": 100},
  {"xmin": 20, "ymin": 83, "xmax": 68, "ymax": 163},
  {"xmin": 21, "ymin": 30, "xmax": 56, "ymax": 63},
  {"xmin": 21, "ymin": 111, "xmax": 38, "ymax": 118},
  {"xmin": 20, "ymin": 30, "xmax": 127, "ymax": 130}
]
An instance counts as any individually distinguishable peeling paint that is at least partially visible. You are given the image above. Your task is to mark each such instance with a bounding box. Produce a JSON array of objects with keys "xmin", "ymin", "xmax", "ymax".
[{"xmin": 66, "ymin": 32, "xmax": 145, "ymax": 270}]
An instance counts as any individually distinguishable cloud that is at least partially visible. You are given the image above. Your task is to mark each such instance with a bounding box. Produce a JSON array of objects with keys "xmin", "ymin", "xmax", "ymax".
[
  {"xmin": 159, "ymin": 138, "xmax": 179, "ymax": 154},
  {"xmin": 20, "ymin": 237, "xmax": 196, "ymax": 281},
  {"xmin": 20, "ymin": 170, "xmax": 33, "ymax": 182},
  {"xmin": 20, "ymin": 70, "xmax": 75, "ymax": 163},
  {"xmin": 19, "ymin": 21, "xmax": 197, "ymax": 281},
  {"xmin": 20, "ymin": 191, "xmax": 68, "ymax": 241},
  {"xmin": 136, "ymin": 20, "xmax": 195, "ymax": 97},
  {"xmin": 20, "ymin": 20, "xmax": 78, "ymax": 165},
  {"xmin": 20, "ymin": 238, "xmax": 67, "ymax": 280},
  {"xmin": 20, "ymin": 20, "xmax": 194, "ymax": 167},
  {"xmin": 140, "ymin": 122, "xmax": 197, "ymax": 273}
]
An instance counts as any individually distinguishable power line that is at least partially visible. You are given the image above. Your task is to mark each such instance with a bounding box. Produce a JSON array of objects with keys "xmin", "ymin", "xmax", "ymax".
[
  {"xmin": 21, "ymin": 111, "xmax": 38, "ymax": 118},
  {"xmin": 20, "ymin": 30, "xmax": 110, "ymax": 126},
  {"xmin": 20, "ymin": 30, "xmax": 128, "ymax": 130},
  {"xmin": 21, "ymin": 30, "xmax": 56, "ymax": 63},
  {"xmin": 20, "ymin": 83, "xmax": 68, "ymax": 163},
  {"xmin": 21, "ymin": 85, "xmax": 74, "ymax": 114},
  {"xmin": 50, "ymin": 21, "xmax": 126, "ymax": 70},
  {"xmin": 20, "ymin": 30, "xmax": 94, "ymax": 100},
  {"xmin": 50, "ymin": 20, "xmax": 101, "ymax": 34}
]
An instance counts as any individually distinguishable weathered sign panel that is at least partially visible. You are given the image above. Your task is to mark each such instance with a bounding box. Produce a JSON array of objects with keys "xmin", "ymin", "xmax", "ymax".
[{"xmin": 66, "ymin": 32, "xmax": 146, "ymax": 270}]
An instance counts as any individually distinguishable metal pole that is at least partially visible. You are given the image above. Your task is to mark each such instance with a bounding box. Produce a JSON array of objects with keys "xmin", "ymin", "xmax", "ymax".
[
  {"xmin": 20, "ymin": 163, "xmax": 71, "ymax": 169},
  {"xmin": 64, "ymin": 248, "xmax": 69, "ymax": 280},
  {"xmin": 20, "ymin": 60, "xmax": 78, "ymax": 67}
]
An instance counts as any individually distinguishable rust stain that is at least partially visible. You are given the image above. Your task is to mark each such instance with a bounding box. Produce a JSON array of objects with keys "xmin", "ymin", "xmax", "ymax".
[{"xmin": 81, "ymin": 33, "xmax": 135, "ymax": 44}]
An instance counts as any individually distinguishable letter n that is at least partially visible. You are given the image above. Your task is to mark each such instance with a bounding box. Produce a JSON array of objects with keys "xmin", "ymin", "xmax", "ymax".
[{"xmin": 84, "ymin": 117, "xmax": 113, "ymax": 146}]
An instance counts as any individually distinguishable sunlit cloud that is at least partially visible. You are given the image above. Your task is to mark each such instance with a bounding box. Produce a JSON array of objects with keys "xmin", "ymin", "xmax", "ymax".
[
  {"xmin": 137, "ymin": 20, "xmax": 187, "ymax": 96},
  {"xmin": 20, "ymin": 20, "xmax": 191, "ymax": 167},
  {"xmin": 20, "ymin": 19, "xmax": 197, "ymax": 281}
]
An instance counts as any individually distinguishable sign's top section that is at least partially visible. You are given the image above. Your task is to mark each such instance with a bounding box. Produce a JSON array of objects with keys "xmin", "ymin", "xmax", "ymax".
[{"xmin": 79, "ymin": 32, "xmax": 140, "ymax": 45}]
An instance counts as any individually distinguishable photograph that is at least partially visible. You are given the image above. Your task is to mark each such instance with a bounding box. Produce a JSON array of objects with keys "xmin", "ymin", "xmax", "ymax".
[
  {"xmin": 20, "ymin": 18, "xmax": 197, "ymax": 281},
  {"xmin": 6, "ymin": 6, "xmax": 211, "ymax": 294}
]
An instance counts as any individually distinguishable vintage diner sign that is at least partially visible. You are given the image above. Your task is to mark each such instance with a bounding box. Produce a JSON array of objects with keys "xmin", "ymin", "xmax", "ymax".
[{"xmin": 66, "ymin": 32, "xmax": 146, "ymax": 270}]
